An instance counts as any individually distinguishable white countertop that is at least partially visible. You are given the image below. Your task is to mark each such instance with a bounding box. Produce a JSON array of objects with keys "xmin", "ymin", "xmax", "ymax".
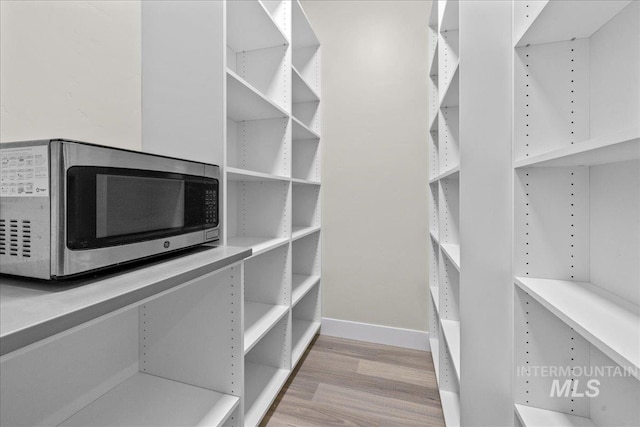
[{"xmin": 0, "ymin": 244, "xmax": 252, "ymax": 356}]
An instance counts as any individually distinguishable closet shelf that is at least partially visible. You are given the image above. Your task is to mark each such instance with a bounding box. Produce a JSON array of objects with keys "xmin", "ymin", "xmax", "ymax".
[
  {"xmin": 292, "ymin": 319, "xmax": 321, "ymax": 367},
  {"xmin": 429, "ymin": 3, "xmax": 438, "ymax": 28},
  {"xmin": 441, "ymin": 244, "xmax": 460, "ymax": 271},
  {"xmin": 429, "ymin": 110, "xmax": 439, "ymax": 133},
  {"xmin": 441, "ymin": 319, "xmax": 461, "ymax": 384},
  {"xmin": 293, "ymin": 67, "xmax": 320, "ymax": 103},
  {"xmin": 430, "ymin": 166, "xmax": 460, "ymax": 184},
  {"xmin": 292, "ymin": 274, "xmax": 321, "ymax": 306},
  {"xmin": 226, "ymin": 0, "xmax": 288, "ymax": 52},
  {"xmin": 227, "ymin": 236, "xmax": 289, "ymax": 258},
  {"xmin": 59, "ymin": 373, "xmax": 239, "ymax": 427},
  {"xmin": 244, "ymin": 363, "xmax": 290, "ymax": 427},
  {"xmin": 514, "ymin": 277, "xmax": 640, "ymax": 379},
  {"xmin": 430, "ymin": 337, "xmax": 440, "ymax": 384},
  {"xmin": 291, "ymin": 177, "xmax": 321, "ymax": 186},
  {"xmin": 514, "ymin": 1, "xmax": 631, "ymax": 47},
  {"xmin": 429, "ymin": 47, "xmax": 439, "ymax": 78},
  {"xmin": 513, "ymin": 128, "xmax": 639, "ymax": 168},
  {"xmin": 440, "ymin": 64, "xmax": 459, "ymax": 108},
  {"xmin": 439, "ymin": 0, "xmax": 460, "ymax": 33},
  {"xmin": 440, "ymin": 166, "xmax": 460, "ymax": 180},
  {"xmin": 227, "ymin": 70, "xmax": 289, "ymax": 122},
  {"xmin": 440, "ymin": 390, "xmax": 461, "ymax": 427},
  {"xmin": 227, "ymin": 167, "xmax": 290, "ymax": 183},
  {"xmin": 430, "ymin": 286, "xmax": 440, "ymax": 316},
  {"xmin": 292, "ymin": 116, "xmax": 321, "ymax": 140},
  {"xmin": 244, "ymin": 302, "xmax": 289, "ymax": 354},
  {"xmin": 292, "ymin": 225, "xmax": 321, "ymax": 241},
  {"xmin": 292, "ymin": 0, "xmax": 320, "ymax": 48},
  {"xmin": 514, "ymin": 404, "xmax": 595, "ymax": 427},
  {"xmin": 429, "ymin": 231, "xmax": 439, "ymax": 244}
]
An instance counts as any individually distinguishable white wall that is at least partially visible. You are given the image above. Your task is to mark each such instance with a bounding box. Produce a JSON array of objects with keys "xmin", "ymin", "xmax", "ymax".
[
  {"xmin": 302, "ymin": 1, "xmax": 431, "ymax": 331},
  {"xmin": 0, "ymin": 0, "xmax": 431, "ymax": 332},
  {"xmin": 0, "ymin": 1, "xmax": 141, "ymax": 149}
]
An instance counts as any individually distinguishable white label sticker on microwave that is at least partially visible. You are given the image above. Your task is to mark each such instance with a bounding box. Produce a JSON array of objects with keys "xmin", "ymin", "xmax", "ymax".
[{"xmin": 0, "ymin": 145, "xmax": 49, "ymax": 197}]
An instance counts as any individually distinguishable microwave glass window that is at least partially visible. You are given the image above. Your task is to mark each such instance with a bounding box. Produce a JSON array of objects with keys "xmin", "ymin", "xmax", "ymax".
[
  {"xmin": 67, "ymin": 166, "xmax": 217, "ymax": 250},
  {"xmin": 95, "ymin": 175, "xmax": 185, "ymax": 238}
]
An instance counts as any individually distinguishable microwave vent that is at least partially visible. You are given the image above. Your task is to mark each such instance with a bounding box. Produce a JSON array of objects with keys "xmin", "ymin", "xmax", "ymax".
[
  {"xmin": 22, "ymin": 220, "xmax": 31, "ymax": 257},
  {"xmin": 0, "ymin": 219, "xmax": 31, "ymax": 257}
]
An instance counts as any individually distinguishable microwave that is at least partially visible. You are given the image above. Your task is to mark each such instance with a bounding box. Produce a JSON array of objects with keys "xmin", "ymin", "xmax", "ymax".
[{"xmin": 0, "ymin": 139, "xmax": 220, "ymax": 280}]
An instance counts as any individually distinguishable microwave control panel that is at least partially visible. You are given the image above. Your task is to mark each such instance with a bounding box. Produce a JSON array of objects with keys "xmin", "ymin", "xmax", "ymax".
[{"xmin": 205, "ymin": 187, "xmax": 217, "ymax": 226}]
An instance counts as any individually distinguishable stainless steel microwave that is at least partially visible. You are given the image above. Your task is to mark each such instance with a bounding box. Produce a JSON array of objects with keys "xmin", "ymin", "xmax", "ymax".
[{"xmin": 0, "ymin": 139, "xmax": 220, "ymax": 280}]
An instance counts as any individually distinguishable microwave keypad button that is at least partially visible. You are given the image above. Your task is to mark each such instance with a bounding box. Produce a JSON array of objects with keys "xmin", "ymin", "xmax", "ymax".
[
  {"xmin": 204, "ymin": 189, "xmax": 217, "ymax": 225},
  {"xmin": 205, "ymin": 229, "xmax": 219, "ymax": 240}
]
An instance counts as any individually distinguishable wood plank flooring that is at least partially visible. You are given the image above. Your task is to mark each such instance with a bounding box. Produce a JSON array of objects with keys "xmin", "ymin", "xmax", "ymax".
[{"xmin": 260, "ymin": 335, "xmax": 445, "ymax": 427}]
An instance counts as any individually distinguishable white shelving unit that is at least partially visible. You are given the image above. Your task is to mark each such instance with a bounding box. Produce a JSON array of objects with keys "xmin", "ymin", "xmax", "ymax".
[
  {"xmin": 292, "ymin": 283, "xmax": 321, "ymax": 366},
  {"xmin": 244, "ymin": 244, "xmax": 290, "ymax": 354},
  {"xmin": 140, "ymin": 1, "xmax": 321, "ymax": 425},
  {"xmin": 291, "ymin": 1, "xmax": 321, "ymax": 223},
  {"xmin": 292, "ymin": 274, "xmax": 320, "ymax": 306},
  {"xmin": 432, "ymin": 2, "xmax": 638, "ymax": 426},
  {"xmin": 1, "ymin": 266, "xmax": 243, "ymax": 427},
  {"xmin": 244, "ymin": 302, "xmax": 289, "ymax": 354},
  {"xmin": 226, "ymin": 177, "xmax": 290, "ymax": 255},
  {"xmin": 292, "ymin": 116, "xmax": 320, "ymax": 140},
  {"xmin": 291, "ymin": 229, "xmax": 321, "ymax": 364},
  {"xmin": 515, "ymin": 404, "xmax": 595, "ymax": 427},
  {"xmin": 512, "ymin": 1, "xmax": 639, "ymax": 425},
  {"xmin": 513, "ymin": 128, "xmax": 639, "ymax": 169},
  {"xmin": 430, "ymin": 166, "xmax": 459, "ymax": 184},
  {"xmin": 244, "ymin": 315, "xmax": 290, "ymax": 427},
  {"xmin": 515, "ymin": 277, "xmax": 639, "ymax": 379},
  {"xmin": 513, "ymin": 1, "xmax": 631, "ymax": 48},
  {"xmin": 225, "ymin": 0, "xmax": 292, "ymax": 261},
  {"xmin": 226, "ymin": 70, "xmax": 289, "ymax": 121},
  {"xmin": 439, "ymin": 391, "xmax": 461, "ymax": 427},
  {"xmin": 292, "ymin": 181, "xmax": 321, "ymax": 236},
  {"xmin": 227, "ymin": 0, "xmax": 288, "ymax": 52},
  {"xmin": 428, "ymin": 2, "xmax": 462, "ymax": 425},
  {"xmin": 226, "ymin": 1, "xmax": 289, "ymax": 111},
  {"xmin": 292, "ymin": 66, "xmax": 320, "ymax": 103},
  {"xmin": 289, "ymin": 11, "xmax": 322, "ymax": 415},
  {"xmin": 227, "ymin": 167, "xmax": 289, "ymax": 183},
  {"xmin": 440, "ymin": 319, "xmax": 461, "ymax": 384},
  {"xmin": 226, "ymin": 236, "xmax": 289, "ymax": 259},
  {"xmin": 226, "ymin": 2, "xmax": 321, "ymax": 425},
  {"xmin": 243, "ymin": 362, "xmax": 289, "ymax": 427},
  {"xmin": 291, "ymin": 177, "xmax": 320, "ymax": 185},
  {"xmin": 290, "ymin": 6, "xmax": 322, "ymax": 377},
  {"xmin": 430, "ymin": 1, "xmax": 516, "ymax": 425},
  {"xmin": 440, "ymin": 243, "xmax": 460, "ymax": 271},
  {"xmin": 429, "ymin": 287, "xmax": 441, "ymax": 386},
  {"xmin": 292, "ymin": 232, "xmax": 321, "ymax": 296},
  {"xmin": 59, "ymin": 374, "xmax": 240, "ymax": 427}
]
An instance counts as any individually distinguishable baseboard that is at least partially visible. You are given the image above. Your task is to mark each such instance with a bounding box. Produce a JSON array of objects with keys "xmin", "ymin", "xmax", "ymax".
[{"xmin": 321, "ymin": 317, "xmax": 430, "ymax": 351}]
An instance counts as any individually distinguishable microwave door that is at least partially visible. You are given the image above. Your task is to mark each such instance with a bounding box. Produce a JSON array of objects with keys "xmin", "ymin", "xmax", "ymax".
[{"xmin": 59, "ymin": 167, "xmax": 207, "ymax": 277}]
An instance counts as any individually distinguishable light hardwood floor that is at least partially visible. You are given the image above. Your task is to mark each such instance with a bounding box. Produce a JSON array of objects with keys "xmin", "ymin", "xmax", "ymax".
[{"xmin": 261, "ymin": 335, "xmax": 445, "ymax": 426}]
